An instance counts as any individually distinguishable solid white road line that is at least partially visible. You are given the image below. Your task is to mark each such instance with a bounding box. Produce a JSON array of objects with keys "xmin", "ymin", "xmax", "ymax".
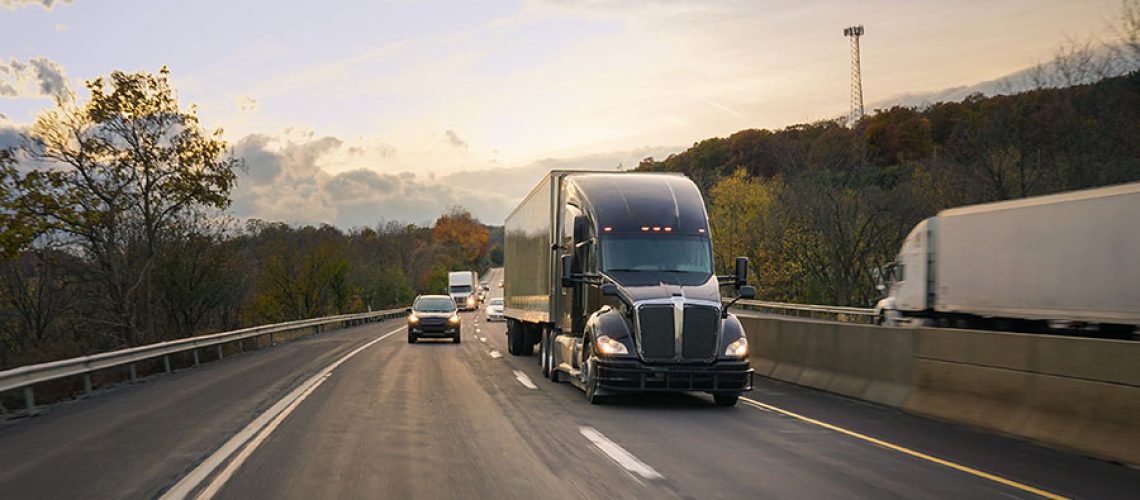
[
  {"xmin": 579, "ymin": 426, "xmax": 664, "ymax": 481},
  {"xmin": 161, "ymin": 326, "xmax": 404, "ymax": 500},
  {"xmin": 513, "ymin": 370, "xmax": 537, "ymax": 389}
]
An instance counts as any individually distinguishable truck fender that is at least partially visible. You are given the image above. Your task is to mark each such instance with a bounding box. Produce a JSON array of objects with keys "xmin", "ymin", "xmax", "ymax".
[
  {"xmin": 719, "ymin": 313, "xmax": 747, "ymax": 357},
  {"xmin": 584, "ymin": 306, "xmax": 634, "ymax": 354}
]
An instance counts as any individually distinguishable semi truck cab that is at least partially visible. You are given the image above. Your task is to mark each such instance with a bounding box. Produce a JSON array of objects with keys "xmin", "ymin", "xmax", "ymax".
[{"xmin": 504, "ymin": 172, "xmax": 755, "ymax": 406}]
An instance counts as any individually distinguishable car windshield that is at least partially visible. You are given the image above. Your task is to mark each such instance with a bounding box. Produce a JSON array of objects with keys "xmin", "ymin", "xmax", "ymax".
[
  {"xmin": 414, "ymin": 297, "xmax": 456, "ymax": 312},
  {"xmin": 601, "ymin": 235, "xmax": 713, "ymax": 275},
  {"xmin": 489, "ymin": 298, "xmax": 504, "ymax": 306},
  {"xmin": 449, "ymin": 285, "xmax": 472, "ymax": 293}
]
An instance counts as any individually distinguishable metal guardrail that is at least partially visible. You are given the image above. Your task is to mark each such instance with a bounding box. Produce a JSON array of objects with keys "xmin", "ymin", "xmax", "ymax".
[
  {"xmin": 0, "ymin": 307, "xmax": 408, "ymax": 412},
  {"xmin": 727, "ymin": 299, "xmax": 877, "ymax": 324}
]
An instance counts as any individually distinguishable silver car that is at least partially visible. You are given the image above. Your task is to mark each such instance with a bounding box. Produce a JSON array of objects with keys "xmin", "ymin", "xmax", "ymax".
[{"xmin": 484, "ymin": 298, "xmax": 504, "ymax": 322}]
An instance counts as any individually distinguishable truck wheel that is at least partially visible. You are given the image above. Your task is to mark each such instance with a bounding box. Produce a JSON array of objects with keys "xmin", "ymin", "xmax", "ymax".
[
  {"xmin": 452, "ymin": 333, "xmax": 461, "ymax": 344},
  {"xmin": 540, "ymin": 328, "xmax": 551, "ymax": 378},
  {"xmin": 583, "ymin": 350, "xmax": 606, "ymax": 405},
  {"xmin": 507, "ymin": 320, "xmax": 524, "ymax": 355},
  {"xmin": 407, "ymin": 331, "xmax": 417, "ymax": 344},
  {"xmin": 713, "ymin": 394, "xmax": 739, "ymax": 407}
]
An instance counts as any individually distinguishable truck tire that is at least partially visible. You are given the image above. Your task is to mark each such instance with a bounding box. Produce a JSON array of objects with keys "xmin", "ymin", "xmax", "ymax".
[
  {"xmin": 452, "ymin": 333, "xmax": 461, "ymax": 344},
  {"xmin": 407, "ymin": 330, "xmax": 417, "ymax": 344},
  {"xmin": 508, "ymin": 320, "xmax": 527, "ymax": 355},
  {"xmin": 713, "ymin": 394, "xmax": 739, "ymax": 407},
  {"xmin": 540, "ymin": 328, "xmax": 551, "ymax": 378},
  {"xmin": 582, "ymin": 345, "xmax": 606, "ymax": 404}
]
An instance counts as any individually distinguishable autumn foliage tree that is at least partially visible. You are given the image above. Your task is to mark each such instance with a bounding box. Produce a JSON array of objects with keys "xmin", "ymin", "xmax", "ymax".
[{"xmin": 432, "ymin": 206, "xmax": 490, "ymax": 264}]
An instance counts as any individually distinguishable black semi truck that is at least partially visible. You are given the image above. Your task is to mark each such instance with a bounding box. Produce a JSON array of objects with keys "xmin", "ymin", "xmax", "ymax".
[{"xmin": 502, "ymin": 171, "xmax": 755, "ymax": 405}]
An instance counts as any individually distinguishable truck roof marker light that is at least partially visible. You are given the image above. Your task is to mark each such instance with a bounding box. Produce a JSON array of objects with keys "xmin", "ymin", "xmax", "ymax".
[
  {"xmin": 698, "ymin": 228, "xmax": 706, "ymax": 233},
  {"xmin": 664, "ymin": 227, "xmax": 672, "ymax": 232},
  {"xmin": 641, "ymin": 226, "xmax": 650, "ymax": 232},
  {"xmin": 652, "ymin": 226, "xmax": 661, "ymax": 232},
  {"xmin": 603, "ymin": 226, "xmax": 612, "ymax": 232}
]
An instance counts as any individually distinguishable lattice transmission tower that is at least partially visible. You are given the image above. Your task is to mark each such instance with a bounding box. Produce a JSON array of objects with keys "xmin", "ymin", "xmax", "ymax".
[{"xmin": 843, "ymin": 25, "xmax": 865, "ymax": 127}]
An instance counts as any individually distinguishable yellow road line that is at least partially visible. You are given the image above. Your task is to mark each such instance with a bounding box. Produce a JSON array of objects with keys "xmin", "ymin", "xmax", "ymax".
[{"xmin": 740, "ymin": 396, "xmax": 1067, "ymax": 500}]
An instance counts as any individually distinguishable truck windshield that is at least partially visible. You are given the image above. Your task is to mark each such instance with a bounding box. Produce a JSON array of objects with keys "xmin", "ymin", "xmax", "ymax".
[
  {"xmin": 601, "ymin": 236, "xmax": 713, "ymax": 275},
  {"xmin": 449, "ymin": 285, "xmax": 472, "ymax": 293},
  {"xmin": 414, "ymin": 297, "xmax": 456, "ymax": 312}
]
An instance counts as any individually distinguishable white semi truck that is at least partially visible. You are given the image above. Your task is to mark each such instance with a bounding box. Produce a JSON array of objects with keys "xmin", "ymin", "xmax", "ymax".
[
  {"xmin": 448, "ymin": 270, "xmax": 479, "ymax": 311},
  {"xmin": 875, "ymin": 182, "xmax": 1140, "ymax": 336}
]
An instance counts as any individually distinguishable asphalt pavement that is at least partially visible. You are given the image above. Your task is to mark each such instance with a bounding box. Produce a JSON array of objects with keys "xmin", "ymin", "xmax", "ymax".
[{"xmin": 1, "ymin": 269, "xmax": 1138, "ymax": 499}]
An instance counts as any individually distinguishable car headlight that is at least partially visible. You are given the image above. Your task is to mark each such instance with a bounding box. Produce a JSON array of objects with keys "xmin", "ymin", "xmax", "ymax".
[
  {"xmin": 595, "ymin": 335, "xmax": 628, "ymax": 356},
  {"xmin": 408, "ymin": 314, "xmax": 419, "ymax": 323},
  {"xmin": 725, "ymin": 337, "xmax": 748, "ymax": 357},
  {"xmin": 449, "ymin": 314, "xmax": 460, "ymax": 324}
]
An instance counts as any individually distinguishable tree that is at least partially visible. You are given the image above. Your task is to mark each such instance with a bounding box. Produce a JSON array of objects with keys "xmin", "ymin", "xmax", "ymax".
[
  {"xmin": 2, "ymin": 67, "xmax": 240, "ymax": 345},
  {"xmin": 432, "ymin": 207, "xmax": 489, "ymax": 264}
]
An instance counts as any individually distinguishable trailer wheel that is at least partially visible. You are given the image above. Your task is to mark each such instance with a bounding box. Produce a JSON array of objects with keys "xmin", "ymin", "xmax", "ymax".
[{"xmin": 508, "ymin": 320, "xmax": 529, "ymax": 355}]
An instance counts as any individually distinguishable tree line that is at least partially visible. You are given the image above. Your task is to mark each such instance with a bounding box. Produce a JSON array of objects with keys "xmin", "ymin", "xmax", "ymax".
[
  {"xmin": 0, "ymin": 69, "xmax": 500, "ymax": 370},
  {"xmin": 640, "ymin": 72, "xmax": 1140, "ymax": 307}
]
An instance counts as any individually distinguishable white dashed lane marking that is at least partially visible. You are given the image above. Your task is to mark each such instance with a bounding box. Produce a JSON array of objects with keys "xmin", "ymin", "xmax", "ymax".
[
  {"xmin": 513, "ymin": 370, "xmax": 537, "ymax": 389},
  {"xmin": 579, "ymin": 426, "xmax": 663, "ymax": 481}
]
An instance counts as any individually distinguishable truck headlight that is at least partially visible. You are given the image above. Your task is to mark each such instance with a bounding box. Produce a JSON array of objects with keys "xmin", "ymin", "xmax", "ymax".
[
  {"xmin": 725, "ymin": 337, "xmax": 748, "ymax": 357},
  {"xmin": 595, "ymin": 335, "xmax": 628, "ymax": 356},
  {"xmin": 466, "ymin": 296, "xmax": 475, "ymax": 306},
  {"xmin": 408, "ymin": 314, "xmax": 419, "ymax": 323},
  {"xmin": 449, "ymin": 314, "xmax": 460, "ymax": 324}
]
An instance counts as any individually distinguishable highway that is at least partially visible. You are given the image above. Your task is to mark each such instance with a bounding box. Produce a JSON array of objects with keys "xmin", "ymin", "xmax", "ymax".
[{"xmin": 1, "ymin": 269, "xmax": 1138, "ymax": 499}]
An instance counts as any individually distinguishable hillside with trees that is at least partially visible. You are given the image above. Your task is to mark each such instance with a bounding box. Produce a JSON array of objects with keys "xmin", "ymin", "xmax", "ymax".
[{"xmin": 638, "ymin": 71, "xmax": 1140, "ymax": 307}]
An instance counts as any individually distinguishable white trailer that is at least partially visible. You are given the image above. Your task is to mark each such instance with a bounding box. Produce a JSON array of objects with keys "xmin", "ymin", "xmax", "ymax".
[{"xmin": 876, "ymin": 182, "xmax": 1140, "ymax": 335}]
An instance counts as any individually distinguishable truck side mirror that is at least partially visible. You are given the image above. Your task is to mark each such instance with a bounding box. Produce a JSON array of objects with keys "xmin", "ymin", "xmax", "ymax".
[
  {"xmin": 560, "ymin": 254, "xmax": 574, "ymax": 288},
  {"xmin": 573, "ymin": 215, "xmax": 590, "ymax": 243},
  {"xmin": 723, "ymin": 285, "xmax": 756, "ymax": 318},
  {"xmin": 600, "ymin": 283, "xmax": 618, "ymax": 296},
  {"xmin": 734, "ymin": 256, "xmax": 749, "ymax": 288}
]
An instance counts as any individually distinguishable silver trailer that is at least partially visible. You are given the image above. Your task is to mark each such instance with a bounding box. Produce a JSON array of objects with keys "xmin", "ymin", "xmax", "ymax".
[{"xmin": 876, "ymin": 182, "xmax": 1140, "ymax": 334}]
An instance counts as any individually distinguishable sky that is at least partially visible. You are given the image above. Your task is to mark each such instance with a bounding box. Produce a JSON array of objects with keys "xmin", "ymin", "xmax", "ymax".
[{"xmin": 0, "ymin": 0, "xmax": 1126, "ymax": 226}]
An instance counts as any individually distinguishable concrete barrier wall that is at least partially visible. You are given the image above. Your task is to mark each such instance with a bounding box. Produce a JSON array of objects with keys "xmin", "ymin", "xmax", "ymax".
[{"xmin": 739, "ymin": 315, "xmax": 1140, "ymax": 466}]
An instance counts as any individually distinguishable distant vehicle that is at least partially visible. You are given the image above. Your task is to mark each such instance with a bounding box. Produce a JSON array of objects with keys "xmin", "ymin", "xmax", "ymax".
[
  {"xmin": 503, "ymin": 171, "xmax": 755, "ymax": 405},
  {"xmin": 875, "ymin": 182, "xmax": 1140, "ymax": 336},
  {"xmin": 497, "ymin": 280, "xmax": 503, "ymax": 288},
  {"xmin": 407, "ymin": 295, "xmax": 461, "ymax": 344},
  {"xmin": 485, "ymin": 298, "xmax": 505, "ymax": 322},
  {"xmin": 477, "ymin": 283, "xmax": 490, "ymax": 302},
  {"xmin": 448, "ymin": 271, "xmax": 479, "ymax": 311}
]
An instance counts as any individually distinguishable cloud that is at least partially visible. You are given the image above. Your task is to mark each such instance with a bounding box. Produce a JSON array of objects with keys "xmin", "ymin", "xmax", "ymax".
[
  {"xmin": 0, "ymin": 0, "xmax": 72, "ymax": 10},
  {"xmin": 237, "ymin": 96, "xmax": 258, "ymax": 112},
  {"xmin": 228, "ymin": 131, "xmax": 680, "ymax": 227},
  {"xmin": 0, "ymin": 122, "xmax": 24, "ymax": 150},
  {"xmin": 0, "ymin": 57, "xmax": 72, "ymax": 99},
  {"xmin": 444, "ymin": 129, "xmax": 468, "ymax": 149}
]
